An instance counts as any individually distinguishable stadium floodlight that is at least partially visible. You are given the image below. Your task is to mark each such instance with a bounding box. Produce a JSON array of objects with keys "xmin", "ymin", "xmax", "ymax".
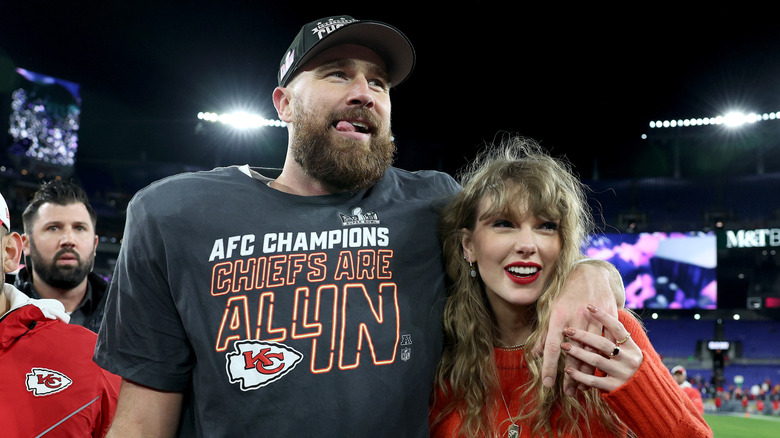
[
  {"xmin": 197, "ymin": 111, "xmax": 287, "ymax": 130},
  {"xmin": 723, "ymin": 111, "xmax": 758, "ymax": 128},
  {"xmin": 649, "ymin": 109, "xmax": 778, "ymax": 129}
]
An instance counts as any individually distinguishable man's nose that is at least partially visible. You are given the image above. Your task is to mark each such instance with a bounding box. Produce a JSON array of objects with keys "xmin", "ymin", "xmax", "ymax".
[
  {"xmin": 346, "ymin": 76, "xmax": 375, "ymax": 108},
  {"xmin": 59, "ymin": 229, "xmax": 76, "ymax": 247}
]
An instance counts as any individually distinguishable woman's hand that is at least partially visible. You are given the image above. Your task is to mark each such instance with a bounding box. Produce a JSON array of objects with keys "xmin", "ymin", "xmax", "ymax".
[
  {"xmin": 560, "ymin": 305, "xmax": 643, "ymax": 392},
  {"xmin": 534, "ymin": 263, "xmax": 620, "ymax": 395}
]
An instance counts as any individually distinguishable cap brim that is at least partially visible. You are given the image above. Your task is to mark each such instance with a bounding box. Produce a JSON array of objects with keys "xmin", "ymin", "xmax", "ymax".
[{"xmin": 291, "ymin": 20, "xmax": 415, "ymax": 88}]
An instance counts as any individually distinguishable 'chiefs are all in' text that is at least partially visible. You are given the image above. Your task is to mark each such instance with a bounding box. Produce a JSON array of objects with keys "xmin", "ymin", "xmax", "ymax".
[{"xmin": 208, "ymin": 228, "xmax": 400, "ymax": 374}]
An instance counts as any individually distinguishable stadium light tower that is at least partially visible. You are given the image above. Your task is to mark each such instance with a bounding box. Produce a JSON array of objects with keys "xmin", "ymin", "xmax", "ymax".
[
  {"xmin": 648, "ymin": 108, "xmax": 780, "ymax": 178},
  {"xmin": 723, "ymin": 111, "xmax": 760, "ymax": 128},
  {"xmin": 649, "ymin": 109, "xmax": 779, "ymax": 131},
  {"xmin": 197, "ymin": 111, "xmax": 287, "ymax": 130}
]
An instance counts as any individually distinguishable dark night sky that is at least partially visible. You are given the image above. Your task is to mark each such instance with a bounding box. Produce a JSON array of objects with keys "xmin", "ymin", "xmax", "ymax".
[{"xmin": 2, "ymin": 2, "xmax": 780, "ymax": 181}]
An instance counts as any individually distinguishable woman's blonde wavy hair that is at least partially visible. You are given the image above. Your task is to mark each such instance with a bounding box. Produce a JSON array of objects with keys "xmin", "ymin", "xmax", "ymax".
[{"xmin": 432, "ymin": 136, "xmax": 628, "ymax": 437}]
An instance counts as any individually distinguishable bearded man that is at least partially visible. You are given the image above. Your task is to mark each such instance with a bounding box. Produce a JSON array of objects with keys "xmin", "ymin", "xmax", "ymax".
[{"xmin": 16, "ymin": 179, "xmax": 106, "ymax": 333}]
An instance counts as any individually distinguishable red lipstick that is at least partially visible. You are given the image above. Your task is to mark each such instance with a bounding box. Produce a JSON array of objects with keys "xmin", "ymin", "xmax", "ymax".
[{"xmin": 504, "ymin": 262, "xmax": 541, "ymax": 285}]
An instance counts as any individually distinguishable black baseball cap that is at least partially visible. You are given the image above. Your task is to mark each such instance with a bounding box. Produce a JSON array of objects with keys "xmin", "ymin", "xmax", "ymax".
[{"xmin": 277, "ymin": 15, "xmax": 415, "ymax": 88}]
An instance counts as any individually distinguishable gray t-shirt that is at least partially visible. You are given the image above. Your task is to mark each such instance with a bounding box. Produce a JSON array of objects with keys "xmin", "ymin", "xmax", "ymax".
[{"xmin": 95, "ymin": 165, "xmax": 460, "ymax": 437}]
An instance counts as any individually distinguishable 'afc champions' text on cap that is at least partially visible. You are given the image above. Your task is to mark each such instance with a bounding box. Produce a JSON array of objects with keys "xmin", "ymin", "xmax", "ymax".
[{"xmin": 277, "ymin": 16, "xmax": 415, "ymax": 88}]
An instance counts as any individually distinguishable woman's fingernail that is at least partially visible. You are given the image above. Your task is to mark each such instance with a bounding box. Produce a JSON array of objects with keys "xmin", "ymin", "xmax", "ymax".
[
  {"xmin": 587, "ymin": 304, "xmax": 598, "ymax": 313},
  {"xmin": 563, "ymin": 327, "xmax": 576, "ymax": 337},
  {"xmin": 561, "ymin": 342, "xmax": 572, "ymax": 351},
  {"xmin": 543, "ymin": 377, "xmax": 554, "ymax": 388},
  {"xmin": 565, "ymin": 386, "xmax": 576, "ymax": 397}
]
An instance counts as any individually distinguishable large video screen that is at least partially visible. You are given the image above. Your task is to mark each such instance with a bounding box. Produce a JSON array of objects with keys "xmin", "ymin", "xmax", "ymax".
[
  {"xmin": 584, "ymin": 231, "xmax": 717, "ymax": 309},
  {"xmin": 716, "ymin": 227, "xmax": 780, "ymax": 310},
  {"xmin": 7, "ymin": 67, "xmax": 81, "ymax": 167}
]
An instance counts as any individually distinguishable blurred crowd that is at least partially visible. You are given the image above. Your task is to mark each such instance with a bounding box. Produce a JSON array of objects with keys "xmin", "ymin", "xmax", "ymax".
[{"xmin": 687, "ymin": 376, "xmax": 780, "ymax": 415}]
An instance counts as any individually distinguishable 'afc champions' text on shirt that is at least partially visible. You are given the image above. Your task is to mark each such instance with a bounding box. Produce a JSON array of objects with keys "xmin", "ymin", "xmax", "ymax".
[{"xmin": 207, "ymin": 227, "xmax": 402, "ymax": 374}]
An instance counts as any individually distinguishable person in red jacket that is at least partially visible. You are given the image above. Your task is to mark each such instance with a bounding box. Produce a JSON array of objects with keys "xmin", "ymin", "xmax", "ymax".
[
  {"xmin": 431, "ymin": 137, "xmax": 712, "ymax": 437},
  {"xmin": 0, "ymin": 190, "xmax": 120, "ymax": 437},
  {"xmin": 672, "ymin": 366, "xmax": 705, "ymax": 415}
]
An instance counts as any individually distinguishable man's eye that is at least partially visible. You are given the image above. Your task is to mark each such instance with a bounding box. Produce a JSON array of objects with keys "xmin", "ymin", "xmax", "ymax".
[
  {"xmin": 327, "ymin": 71, "xmax": 347, "ymax": 79},
  {"xmin": 369, "ymin": 78, "xmax": 388, "ymax": 90}
]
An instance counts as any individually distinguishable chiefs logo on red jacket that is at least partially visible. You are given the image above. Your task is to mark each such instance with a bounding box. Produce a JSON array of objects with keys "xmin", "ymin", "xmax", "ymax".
[{"xmin": 25, "ymin": 367, "xmax": 73, "ymax": 396}]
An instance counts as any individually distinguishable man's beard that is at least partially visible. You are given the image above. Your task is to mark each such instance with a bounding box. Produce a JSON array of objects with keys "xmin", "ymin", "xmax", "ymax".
[
  {"xmin": 29, "ymin": 239, "xmax": 94, "ymax": 290},
  {"xmin": 291, "ymin": 104, "xmax": 396, "ymax": 192}
]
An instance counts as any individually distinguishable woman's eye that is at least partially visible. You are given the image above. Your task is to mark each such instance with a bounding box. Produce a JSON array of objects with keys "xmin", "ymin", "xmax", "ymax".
[
  {"xmin": 492, "ymin": 219, "xmax": 513, "ymax": 228},
  {"xmin": 541, "ymin": 221, "xmax": 559, "ymax": 231}
]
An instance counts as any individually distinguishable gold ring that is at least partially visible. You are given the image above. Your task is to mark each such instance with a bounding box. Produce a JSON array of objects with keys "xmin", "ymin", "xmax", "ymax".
[
  {"xmin": 609, "ymin": 346, "xmax": 620, "ymax": 358},
  {"xmin": 616, "ymin": 333, "xmax": 631, "ymax": 345}
]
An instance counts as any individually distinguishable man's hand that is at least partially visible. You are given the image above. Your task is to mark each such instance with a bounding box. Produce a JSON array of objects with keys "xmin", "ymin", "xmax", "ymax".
[{"xmin": 531, "ymin": 260, "xmax": 622, "ymax": 395}]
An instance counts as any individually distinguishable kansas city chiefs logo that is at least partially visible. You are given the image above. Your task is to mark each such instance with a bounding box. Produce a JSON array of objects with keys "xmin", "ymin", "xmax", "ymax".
[
  {"xmin": 26, "ymin": 368, "xmax": 73, "ymax": 396},
  {"xmin": 226, "ymin": 340, "xmax": 303, "ymax": 391}
]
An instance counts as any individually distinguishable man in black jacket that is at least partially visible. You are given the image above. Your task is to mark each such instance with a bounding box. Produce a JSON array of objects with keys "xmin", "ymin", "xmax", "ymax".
[{"xmin": 15, "ymin": 180, "xmax": 107, "ymax": 333}]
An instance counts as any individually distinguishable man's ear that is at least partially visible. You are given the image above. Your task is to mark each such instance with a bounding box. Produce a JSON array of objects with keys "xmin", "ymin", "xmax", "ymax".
[
  {"xmin": 272, "ymin": 87, "xmax": 294, "ymax": 123},
  {"xmin": 21, "ymin": 233, "xmax": 30, "ymax": 257},
  {"xmin": 3, "ymin": 232, "xmax": 23, "ymax": 274}
]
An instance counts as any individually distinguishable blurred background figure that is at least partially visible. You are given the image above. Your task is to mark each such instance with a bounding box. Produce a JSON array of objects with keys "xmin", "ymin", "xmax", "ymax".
[{"xmin": 672, "ymin": 365, "xmax": 705, "ymax": 415}]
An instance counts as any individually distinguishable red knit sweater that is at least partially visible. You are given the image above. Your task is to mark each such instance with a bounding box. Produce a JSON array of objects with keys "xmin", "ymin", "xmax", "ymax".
[{"xmin": 430, "ymin": 311, "xmax": 712, "ymax": 437}]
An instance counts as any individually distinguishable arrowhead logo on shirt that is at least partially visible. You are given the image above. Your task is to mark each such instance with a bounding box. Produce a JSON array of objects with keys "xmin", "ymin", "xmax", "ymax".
[
  {"xmin": 226, "ymin": 340, "xmax": 303, "ymax": 391},
  {"xmin": 25, "ymin": 367, "xmax": 73, "ymax": 396}
]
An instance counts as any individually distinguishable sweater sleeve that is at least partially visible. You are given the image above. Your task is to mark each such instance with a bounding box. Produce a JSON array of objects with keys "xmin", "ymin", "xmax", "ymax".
[{"xmin": 601, "ymin": 311, "xmax": 712, "ymax": 438}]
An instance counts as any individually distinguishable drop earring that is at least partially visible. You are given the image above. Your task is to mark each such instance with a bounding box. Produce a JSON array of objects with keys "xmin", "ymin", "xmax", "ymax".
[{"xmin": 464, "ymin": 256, "xmax": 476, "ymax": 278}]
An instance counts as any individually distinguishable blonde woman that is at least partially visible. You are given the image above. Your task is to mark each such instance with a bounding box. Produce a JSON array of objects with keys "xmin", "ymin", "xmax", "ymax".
[{"xmin": 430, "ymin": 137, "xmax": 711, "ymax": 438}]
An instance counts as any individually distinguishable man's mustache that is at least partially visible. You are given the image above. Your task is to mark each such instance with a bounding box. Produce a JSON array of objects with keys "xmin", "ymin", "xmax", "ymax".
[
  {"xmin": 54, "ymin": 248, "xmax": 82, "ymax": 263},
  {"xmin": 329, "ymin": 107, "xmax": 383, "ymax": 132}
]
